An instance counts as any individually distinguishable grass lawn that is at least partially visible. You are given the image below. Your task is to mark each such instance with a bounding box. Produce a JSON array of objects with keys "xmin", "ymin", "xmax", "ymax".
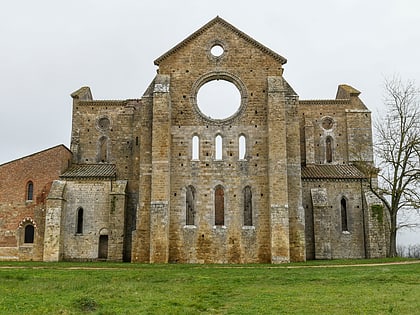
[{"xmin": 0, "ymin": 259, "xmax": 419, "ymax": 314}]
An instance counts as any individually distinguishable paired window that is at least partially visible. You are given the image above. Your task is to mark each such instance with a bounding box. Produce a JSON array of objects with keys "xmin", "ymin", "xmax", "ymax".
[{"xmin": 26, "ymin": 181, "xmax": 34, "ymax": 201}]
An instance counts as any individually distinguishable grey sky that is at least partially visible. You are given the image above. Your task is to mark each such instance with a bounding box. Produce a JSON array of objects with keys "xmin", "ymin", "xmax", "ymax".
[{"xmin": 1, "ymin": 1, "xmax": 419, "ymax": 244}]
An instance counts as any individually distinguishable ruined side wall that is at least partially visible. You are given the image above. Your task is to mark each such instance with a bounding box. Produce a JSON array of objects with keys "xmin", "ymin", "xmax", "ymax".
[{"xmin": 303, "ymin": 180, "xmax": 366, "ymax": 259}]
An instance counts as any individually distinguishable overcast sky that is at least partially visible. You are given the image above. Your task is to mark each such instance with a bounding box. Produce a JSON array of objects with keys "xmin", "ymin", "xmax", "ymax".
[{"xmin": 1, "ymin": 1, "xmax": 419, "ymax": 244}]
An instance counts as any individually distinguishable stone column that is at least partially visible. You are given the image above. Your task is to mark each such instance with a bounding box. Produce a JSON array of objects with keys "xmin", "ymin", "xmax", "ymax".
[
  {"xmin": 43, "ymin": 180, "xmax": 66, "ymax": 262},
  {"xmin": 149, "ymin": 74, "xmax": 171, "ymax": 263},
  {"xmin": 267, "ymin": 76, "xmax": 290, "ymax": 263},
  {"xmin": 108, "ymin": 180, "xmax": 127, "ymax": 261}
]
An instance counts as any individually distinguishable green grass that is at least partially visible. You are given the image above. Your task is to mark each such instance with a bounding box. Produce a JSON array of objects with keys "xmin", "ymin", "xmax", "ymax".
[{"xmin": 0, "ymin": 259, "xmax": 419, "ymax": 314}]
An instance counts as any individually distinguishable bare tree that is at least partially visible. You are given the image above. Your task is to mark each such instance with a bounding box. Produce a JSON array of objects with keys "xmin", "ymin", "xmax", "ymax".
[{"xmin": 358, "ymin": 76, "xmax": 420, "ymax": 257}]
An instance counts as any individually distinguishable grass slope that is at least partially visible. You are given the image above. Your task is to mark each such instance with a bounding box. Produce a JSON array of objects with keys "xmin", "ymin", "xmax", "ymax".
[{"xmin": 0, "ymin": 259, "xmax": 419, "ymax": 314}]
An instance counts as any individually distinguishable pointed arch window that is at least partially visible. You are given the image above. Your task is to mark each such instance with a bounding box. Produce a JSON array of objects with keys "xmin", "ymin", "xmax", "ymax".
[
  {"xmin": 76, "ymin": 208, "xmax": 84, "ymax": 234},
  {"xmin": 239, "ymin": 135, "xmax": 246, "ymax": 160},
  {"xmin": 26, "ymin": 181, "xmax": 34, "ymax": 201},
  {"xmin": 214, "ymin": 185, "xmax": 224, "ymax": 226},
  {"xmin": 24, "ymin": 225, "xmax": 35, "ymax": 243},
  {"xmin": 98, "ymin": 136, "xmax": 108, "ymax": 163},
  {"xmin": 326, "ymin": 136, "xmax": 333, "ymax": 163},
  {"xmin": 243, "ymin": 186, "xmax": 253, "ymax": 226},
  {"xmin": 186, "ymin": 185, "xmax": 196, "ymax": 225},
  {"xmin": 341, "ymin": 198, "xmax": 348, "ymax": 232},
  {"xmin": 215, "ymin": 135, "xmax": 223, "ymax": 160},
  {"xmin": 192, "ymin": 135, "xmax": 199, "ymax": 160}
]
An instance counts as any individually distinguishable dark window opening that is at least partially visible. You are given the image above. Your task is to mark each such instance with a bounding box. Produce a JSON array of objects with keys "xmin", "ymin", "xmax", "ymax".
[
  {"xmin": 24, "ymin": 225, "xmax": 34, "ymax": 243},
  {"xmin": 77, "ymin": 208, "xmax": 84, "ymax": 234},
  {"xmin": 326, "ymin": 136, "xmax": 333, "ymax": 163},
  {"xmin": 341, "ymin": 198, "xmax": 348, "ymax": 232},
  {"xmin": 27, "ymin": 181, "xmax": 34, "ymax": 201},
  {"xmin": 244, "ymin": 186, "xmax": 253, "ymax": 226},
  {"xmin": 186, "ymin": 185, "xmax": 196, "ymax": 225},
  {"xmin": 215, "ymin": 186, "xmax": 224, "ymax": 226}
]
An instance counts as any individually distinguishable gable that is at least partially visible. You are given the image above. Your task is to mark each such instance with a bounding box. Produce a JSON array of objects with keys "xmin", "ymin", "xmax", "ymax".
[{"xmin": 154, "ymin": 16, "xmax": 287, "ymax": 66}]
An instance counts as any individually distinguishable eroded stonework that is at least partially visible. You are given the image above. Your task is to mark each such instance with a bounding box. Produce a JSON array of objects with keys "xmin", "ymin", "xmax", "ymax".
[{"xmin": 0, "ymin": 17, "xmax": 389, "ymax": 262}]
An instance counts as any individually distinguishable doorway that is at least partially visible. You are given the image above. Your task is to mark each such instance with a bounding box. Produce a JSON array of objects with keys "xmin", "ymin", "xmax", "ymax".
[{"xmin": 98, "ymin": 235, "xmax": 108, "ymax": 259}]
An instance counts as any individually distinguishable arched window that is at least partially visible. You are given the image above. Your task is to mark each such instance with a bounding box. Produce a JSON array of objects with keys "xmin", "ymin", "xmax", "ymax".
[
  {"xmin": 26, "ymin": 181, "xmax": 34, "ymax": 201},
  {"xmin": 239, "ymin": 135, "xmax": 246, "ymax": 160},
  {"xmin": 326, "ymin": 136, "xmax": 333, "ymax": 163},
  {"xmin": 186, "ymin": 185, "xmax": 196, "ymax": 225},
  {"xmin": 192, "ymin": 136, "xmax": 199, "ymax": 160},
  {"xmin": 341, "ymin": 198, "xmax": 348, "ymax": 232},
  {"xmin": 215, "ymin": 135, "xmax": 222, "ymax": 160},
  {"xmin": 243, "ymin": 186, "xmax": 252, "ymax": 226},
  {"xmin": 24, "ymin": 225, "xmax": 35, "ymax": 243},
  {"xmin": 98, "ymin": 136, "xmax": 108, "ymax": 163},
  {"xmin": 214, "ymin": 185, "xmax": 224, "ymax": 226},
  {"xmin": 76, "ymin": 208, "xmax": 84, "ymax": 234}
]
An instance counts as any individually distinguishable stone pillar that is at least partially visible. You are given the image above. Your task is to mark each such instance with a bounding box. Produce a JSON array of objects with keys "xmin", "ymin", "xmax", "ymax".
[
  {"xmin": 43, "ymin": 180, "xmax": 66, "ymax": 262},
  {"xmin": 108, "ymin": 180, "xmax": 127, "ymax": 261},
  {"xmin": 286, "ymin": 95, "xmax": 306, "ymax": 262},
  {"xmin": 149, "ymin": 74, "xmax": 171, "ymax": 263},
  {"xmin": 310, "ymin": 188, "xmax": 332, "ymax": 259},
  {"xmin": 267, "ymin": 76, "xmax": 290, "ymax": 263},
  {"xmin": 304, "ymin": 119, "xmax": 315, "ymax": 165}
]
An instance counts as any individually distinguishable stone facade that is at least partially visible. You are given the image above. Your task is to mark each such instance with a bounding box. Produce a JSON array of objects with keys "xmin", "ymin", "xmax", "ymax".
[{"xmin": 0, "ymin": 17, "xmax": 389, "ymax": 263}]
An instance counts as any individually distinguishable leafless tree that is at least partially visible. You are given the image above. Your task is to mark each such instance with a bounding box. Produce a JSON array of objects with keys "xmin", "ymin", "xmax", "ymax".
[{"xmin": 360, "ymin": 76, "xmax": 420, "ymax": 257}]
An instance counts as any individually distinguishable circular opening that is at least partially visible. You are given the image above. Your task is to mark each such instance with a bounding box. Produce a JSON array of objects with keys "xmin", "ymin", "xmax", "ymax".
[
  {"xmin": 210, "ymin": 44, "xmax": 224, "ymax": 57},
  {"xmin": 197, "ymin": 79, "xmax": 241, "ymax": 119}
]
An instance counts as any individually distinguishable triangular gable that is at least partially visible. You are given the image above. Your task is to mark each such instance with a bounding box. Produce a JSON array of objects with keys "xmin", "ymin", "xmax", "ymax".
[{"xmin": 154, "ymin": 16, "xmax": 287, "ymax": 66}]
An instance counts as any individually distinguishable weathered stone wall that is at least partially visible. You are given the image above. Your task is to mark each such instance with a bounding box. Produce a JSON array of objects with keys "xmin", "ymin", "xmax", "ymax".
[{"xmin": 303, "ymin": 180, "xmax": 367, "ymax": 259}]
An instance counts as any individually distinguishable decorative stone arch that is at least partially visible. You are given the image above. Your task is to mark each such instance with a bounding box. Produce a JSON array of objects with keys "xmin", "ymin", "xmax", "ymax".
[
  {"xmin": 191, "ymin": 71, "xmax": 248, "ymax": 124},
  {"xmin": 18, "ymin": 217, "xmax": 37, "ymax": 245}
]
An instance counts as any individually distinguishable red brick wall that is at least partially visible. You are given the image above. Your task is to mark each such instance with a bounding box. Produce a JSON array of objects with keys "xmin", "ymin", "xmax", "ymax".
[{"xmin": 0, "ymin": 145, "xmax": 72, "ymax": 260}]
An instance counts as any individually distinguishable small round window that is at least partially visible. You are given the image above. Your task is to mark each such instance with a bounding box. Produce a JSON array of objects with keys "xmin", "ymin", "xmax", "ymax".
[
  {"xmin": 210, "ymin": 44, "xmax": 224, "ymax": 57},
  {"xmin": 197, "ymin": 79, "xmax": 241, "ymax": 119},
  {"xmin": 321, "ymin": 117, "xmax": 334, "ymax": 130},
  {"xmin": 98, "ymin": 117, "xmax": 110, "ymax": 130}
]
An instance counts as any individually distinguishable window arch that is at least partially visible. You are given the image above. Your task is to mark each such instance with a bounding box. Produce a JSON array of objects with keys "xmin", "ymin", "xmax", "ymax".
[
  {"xmin": 214, "ymin": 185, "xmax": 224, "ymax": 226},
  {"xmin": 243, "ymin": 186, "xmax": 253, "ymax": 226},
  {"xmin": 98, "ymin": 136, "xmax": 108, "ymax": 163},
  {"xmin": 76, "ymin": 207, "xmax": 84, "ymax": 234},
  {"xmin": 215, "ymin": 135, "xmax": 223, "ymax": 160},
  {"xmin": 26, "ymin": 181, "xmax": 34, "ymax": 201},
  {"xmin": 186, "ymin": 185, "xmax": 196, "ymax": 225},
  {"xmin": 239, "ymin": 135, "xmax": 246, "ymax": 160},
  {"xmin": 341, "ymin": 198, "xmax": 348, "ymax": 232},
  {"xmin": 24, "ymin": 224, "xmax": 35, "ymax": 243},
  {"xmin": 326, "ymin": 136, "xmax": 333, "ymax": 163},
  {"xmin": 192, "ymin": 135, "xmax": 199, "ymax": 160}
]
